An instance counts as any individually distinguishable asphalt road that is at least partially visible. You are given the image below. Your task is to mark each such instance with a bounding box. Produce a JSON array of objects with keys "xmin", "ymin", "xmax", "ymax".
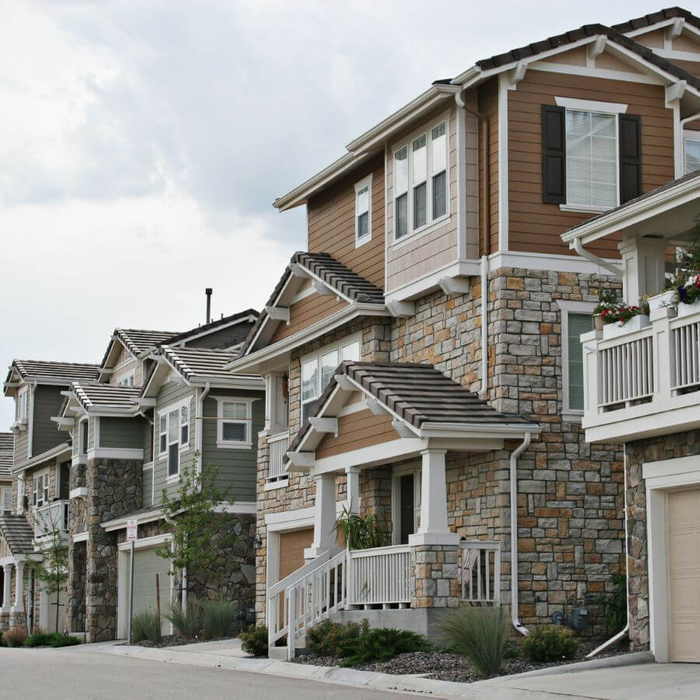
[{"xmin": 0, "ymin": 647, "xmax": 415, "ymax": 700}]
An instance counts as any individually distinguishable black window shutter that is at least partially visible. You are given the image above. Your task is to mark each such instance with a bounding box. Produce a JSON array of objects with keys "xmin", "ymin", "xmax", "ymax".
[
  {"xmin": 619, "ymin": 114, "xmax": 642, "ymax": 204},
  {"xmin": 542, "ymin": 105, "xmax": 566, "ymax": 204}
]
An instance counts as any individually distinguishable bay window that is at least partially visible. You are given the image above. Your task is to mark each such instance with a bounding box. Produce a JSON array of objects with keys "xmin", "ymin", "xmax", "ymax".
[
  {"xmin": 393, "ymin": 116, "xmax": 449, "ymax": 241},
  {"xmin": 216, "ymin": 398, "xmax": 253, "ymax": 449},
  {"xmin": 301, "ymin": 337, "xmax": 360, "ymax": 423}
]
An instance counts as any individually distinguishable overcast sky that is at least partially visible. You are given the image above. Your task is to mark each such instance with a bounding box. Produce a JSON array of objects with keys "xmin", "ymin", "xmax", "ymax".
[{"xmin": 0, "ymin": 0, "xmax": 673, "ymax": 427}]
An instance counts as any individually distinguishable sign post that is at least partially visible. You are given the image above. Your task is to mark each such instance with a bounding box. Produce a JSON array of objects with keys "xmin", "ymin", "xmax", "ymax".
[{"xmin": 126, "ymin": 519, "xmax": 137, "ymax": 645}]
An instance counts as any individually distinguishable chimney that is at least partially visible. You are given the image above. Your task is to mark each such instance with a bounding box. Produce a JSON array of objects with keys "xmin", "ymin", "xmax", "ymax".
[{"xmin": 205, "ymin": 288, "xmax": 213, "ymax": 324}]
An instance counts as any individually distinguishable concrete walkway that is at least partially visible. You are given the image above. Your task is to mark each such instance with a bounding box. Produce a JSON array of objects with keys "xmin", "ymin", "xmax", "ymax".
[{"xmin": 95, "ymin": 639, "xmax": 700, "ymax": 699}]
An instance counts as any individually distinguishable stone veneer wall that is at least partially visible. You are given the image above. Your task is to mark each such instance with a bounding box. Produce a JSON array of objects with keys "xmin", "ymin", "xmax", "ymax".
[{"xmin": 624, "ymin": 430, "xmax": 700, "ymax": 651}]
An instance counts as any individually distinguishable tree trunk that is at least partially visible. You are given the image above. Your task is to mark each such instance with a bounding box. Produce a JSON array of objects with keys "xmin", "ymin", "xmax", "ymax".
[{"xmin": 55, "ymin": 588, "xmax": 60, "ymax": 633}]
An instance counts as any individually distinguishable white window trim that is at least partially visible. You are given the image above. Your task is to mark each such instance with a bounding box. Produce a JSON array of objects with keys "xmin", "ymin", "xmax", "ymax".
[
  {"xmin": 32, "ymin": 467, "xmax": 51, "ymax": 509},
  {"xmin": 391, "ymin": 111, "xmax": 451, "ymax": 245},
  {"xmin": 215, "ymin": 396, "xmax": 254, "ymax": 450},
  {"xmin": 156, "ymin": 396, "xmax": 193, "ymax": 480},
  {"xmin": 554, "ymin": 97, "xmax": 628, "ymax": 114},
  {"xmin": 354, "ymin": 174, "xmax": 373, "ymax": 248},
  {"xmin": 556, "ymin": 300, "xmax": 596, "ymax": 421},
  {"xmin": 683, "ymin": 129, "xmax": 700, "ymax": 175},
  {"xmin": 0, "ymin": 486, "xmax": 12, "ymax": 514},
  {"xmin": 78, "ymin": 417, "xmax": 89, "ymax": 464},
  {"xmin": 16, "ymin": 385, "xmax": 28, "ymax": 423},
  {"xmin": 116, "ymin": 371, "xmax": 135, "ymax": 387},
  {"xmin": 300, "ymin": 332, "xmax": 361, "ymax": 422},
  {"xmin": 390, "ymin": 462, "xmax": 422, "ymax": 545}
]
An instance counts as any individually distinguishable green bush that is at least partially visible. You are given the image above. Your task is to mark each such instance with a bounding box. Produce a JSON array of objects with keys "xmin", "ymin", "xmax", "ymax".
[
  {"xmin": 202, "ymin": 598, "xmax": 238, "ymax": 639},
  {"xmin": 522, "ymin": 625, "xmax": 578, "ymax": 663},
  {"xmin": 342, "ymin": 627, "xmax": 431, "ymax": 667},
  {"xmin": 594, "ymin": 573, "xmax": 627, "ymax": 635},
  {"xmin": 132, "ymin": 611, "xmax": 162, "ymax": 644},
  {"xmin": 436, "ymin": 605, "xmax": 510, "ymax": 677},
  {"xmin": 3, "ymin": 626, "xmax": 27, "ymax": 647},
  {"xmin": 48, "ymin": 633, "xmax": 81, "ymax": 648},
  {"xmin": 239, "ymin": 625, "xmax": 268, "ymax": 657},
  {"xmin": 307, "ymin": 619, "xmax": 367, "ymax": 658},
  {"xmin": 163, "ymin": 602, "xmax": 201, "ymax": 638},
  {"xmin": 26, "ymin": 631, "xmax": 81, "ymax": 648}
]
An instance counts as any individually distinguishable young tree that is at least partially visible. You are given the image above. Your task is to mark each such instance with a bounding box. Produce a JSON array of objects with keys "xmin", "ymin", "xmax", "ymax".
[
  {"xmin": 30, "ymin": 509, "xmax": 69, "ymax": 633},
  {"xmin": 156, "ymin": 458, "xmax": 239, "ymax": 605}
]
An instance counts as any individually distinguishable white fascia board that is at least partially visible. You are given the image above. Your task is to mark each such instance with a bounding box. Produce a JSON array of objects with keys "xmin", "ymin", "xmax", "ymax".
[
  {"xmin": 190, "ymin": 376, "xmax": 265, "ymax": 390},
  {"xmin": 102, "ymin": 508, "xmax": 165, "ymax": 532},
  {"xmin": 419, "ymin": 422, "xmax": 540, "ymax": 439},
  {"xmin": 11, "ymin": 443, "xmax": 72, "ymax": 474},
  {"xmin": 134, "ymin": 397, "xmax": 157, "ymax": 408},
  {"xmin": 226, "ymin": 303, "xmax": 391, "ymax": 373},
  {"xmin": 562, "ymin": 176, "xmax": 700, "ymax": 246},
  {"xmin": 385, "ymin": 259, "xmax": 481, "ymax": 304}
]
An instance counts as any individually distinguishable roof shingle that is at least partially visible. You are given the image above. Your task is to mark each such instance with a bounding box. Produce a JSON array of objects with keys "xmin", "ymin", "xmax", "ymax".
[
  {"xmin": 72, "ymin": 383, "xmax": 142, "ymax": 412},
  {"xmin": 0, "ymin": 515, "xmax": 34, "ymax": 555},
  {"xmin": 159, "ymin": 345, "xmax": 242, "ymax": 382},
  {"xmin": 9, "ymin": 360, "xmax": 100, "ymax": 383}
]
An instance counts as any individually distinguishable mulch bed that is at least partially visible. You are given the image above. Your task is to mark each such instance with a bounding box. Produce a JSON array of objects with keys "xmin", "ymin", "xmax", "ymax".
[
  {"xmin": 292, "ymin": 639, "xmax": 630, "ymax": 683},
  {"xmin": 124, "ymin": 635, "xmax": 232, "ymax": 648}
]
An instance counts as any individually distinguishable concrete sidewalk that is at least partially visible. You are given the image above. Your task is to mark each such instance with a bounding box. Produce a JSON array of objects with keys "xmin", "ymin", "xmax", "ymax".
[{"xmin": 93, "ymin": 638, "xmax": 700, "ymax": 699}]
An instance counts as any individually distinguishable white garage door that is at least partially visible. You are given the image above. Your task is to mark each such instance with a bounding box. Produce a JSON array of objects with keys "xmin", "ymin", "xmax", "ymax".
[
  {"xmin": 668, "ymin": 488, "xmax": 700, "ymax": 662},
  {"xmin": 125, "ymin": 547, "xmax": 172, "ymax": 634}
]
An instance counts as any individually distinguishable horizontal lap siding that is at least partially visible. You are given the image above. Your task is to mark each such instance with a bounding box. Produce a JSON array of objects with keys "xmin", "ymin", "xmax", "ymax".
[
  {"xmin": 270, "ymin": 293, "xmax": 348, "ymax": 343},
  {"xmin": 307, "ymin": 156, "xmax": 385, "ymax": 290},
  {"xmin": 142, "ymin": 467, "xmax": 153, "ymax": 507},
  {"xmin": 315, "ymin": 408, "xmax": 399, "ymax": 460},
  {"xmin": 32, "ymin": 386, "xmax": 66, "ymax": 457},
  {"xmin": 508, "ymin": 69, "xmax": 674, "ymax": 257},
  {"xmin": 201, "ymin": 389, "xmax": 264, "ymax": 503},
  {"xmin": 671, "ymin": 58, "xmax": 700, "ymax": 81},
  {"xmin": 476, "ymin": 80, "xmax": 499, "ymax": 256},
  {"xmin": 99, "ymin": 417, "xmax": 146, "ymax": 449}
]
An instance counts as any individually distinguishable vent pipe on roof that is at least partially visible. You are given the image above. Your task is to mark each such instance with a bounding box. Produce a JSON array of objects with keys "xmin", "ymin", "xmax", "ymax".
[{"xmin": 205, "ymin": 288, "xmax": 213, "ymax": 324}]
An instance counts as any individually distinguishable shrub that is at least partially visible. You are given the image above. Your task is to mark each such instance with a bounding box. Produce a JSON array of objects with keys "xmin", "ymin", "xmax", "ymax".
[
  {"xmin": 436, "ymin": 605, "xmax": 510, "ymax": 677},
  {"xmin": 522, "ymin": 625, "xmax": 578, "ymax": 663},
  {"xmin": 4, "ymin": 626, "xmax": 28, "ymax": 648},
  {"xmin": 342, "ymin": 627, "xmax": 431, "ymax": 667},
  {"xmin": 132, "ymin": 611, "xmax": 162, "ymax": 644},
  {"xmin": 26, "ymin": 631, "xmax": 81, "ymax": 648},
  {"xmin": 334, "ymin": 508, "xmax": 388, "ymax": 550},
  {"xmin": 48, "ymin": 633, "xmax": 81, "ymax": 648},
  {"xmin": 0, "ymin": 629, "xmax": 4, "ymax": 647},
  {"xmin": 163, "ymin": 602, "xmax": 201, "ymax": 638},
  {"xmin": 594, "ymin": 573, "xmax": 627, "ymax": 635},
  {"xmin": 307, "ymin": 619, "xmax": 367, "ymax": 658},
  {"xmin": 239, "ymin": 625, "xmax": 268, "ymax": 657},
  {"xmin": 202, "ymin": 598, "xmax": 238, "ymax": 639},
  {"xmin": 25, "ymin": 630, "xmax": 52, "ymax": 647}
]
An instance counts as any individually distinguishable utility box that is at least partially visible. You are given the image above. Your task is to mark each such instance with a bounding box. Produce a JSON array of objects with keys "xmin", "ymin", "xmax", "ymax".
[{"xmin": 571, "ymin": 606, "xmax": 590, "ymax": 630}]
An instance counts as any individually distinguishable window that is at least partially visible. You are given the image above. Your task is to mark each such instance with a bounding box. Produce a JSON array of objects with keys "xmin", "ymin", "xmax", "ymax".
[
  {"xmin": 79, "ymin": 419, "xmax": 88, "ymax": 457},
  {"xmin": 684, "ymin": 131, "xmax": 700, "ymax": 175},
  {"xmin": 216, "ymin": 398, "xmax": 253, "ymax": 448},
  {"xmin": 393, "ymin": 117, "xmax": 448, "ymax": 241},
  {"xmin": 157, "ymin": 399, "xmax": 191, "ymax": 478},
  {"xmin": 16, "ymin": 386, "xmax": 28, "ymax": 422},
  {"xmin": 565, "ymin": 109, "xmax": 618, "ymax": 209},
  {"xmin": 117, "ymin": 372, "xmax": 135, "ymax": 387},
  {"xmin": 354, "ymin": 175, "xmax": 372, "ymax": 246},
  {"xmin": 557, "ymin": 301, "xmax": 595, "ymax": 417},
  {"xmin": 32, "ymin": 471, "xmax": 50, "ymax": 508},
  {"xmin": 301, "ymin": 337, "xmax": 360, "ymax": 423},
  {"xmin": 1, "ymin": 487, "xmax": 11, "ymax": 514}
]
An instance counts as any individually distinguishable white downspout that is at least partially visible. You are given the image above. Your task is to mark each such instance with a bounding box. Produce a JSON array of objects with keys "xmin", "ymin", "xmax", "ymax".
[
  {"xmin": 573, "ymin": 238, "xmax": 622, "ymax": 277},
  {"xmin": 197, "ymin": 382, "xmax": 211, "ymax": 473},
  {"xmin": 510, "ymin": 431, "xmax": 531, "ymax": 636},
  {"xmin": 587, "ymin": 450, "xmax": 630, "ymax": 657},
  {"xmin": 479, "ymin": 254, "xmax": 489, "ymax": 397}
]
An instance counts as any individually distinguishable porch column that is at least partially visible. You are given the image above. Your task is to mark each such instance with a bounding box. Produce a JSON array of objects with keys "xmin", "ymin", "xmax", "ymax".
[
  {"xmin": 1, "ymin": 564, "xmax": 11, "ymax": 611},
  {"xmin": 619, "ymin": 237, "xmax": 667, "ymax": 305},
  {"xmin": 409, "ymin": 450, "xmax": 458, "ymax": 546},
  {"xmin": 346, "ymin": 466, "xmax": 360, "ymax": 514},
  {"xmin": 11, "ymin": 561, "xmax": 25, "ymax": 611},
  {"xmin": 307, "ymin": 473, "xmax": 337, "ymax": 558}
]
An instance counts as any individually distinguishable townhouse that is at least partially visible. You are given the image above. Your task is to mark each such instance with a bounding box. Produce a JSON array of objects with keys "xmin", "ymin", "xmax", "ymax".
[
  {"xmin": 227, "ymin": 7, "xmax": 700, "ymax": 658},
  {"xmin": 0, "ymin": 309, "xmax": 264, "ymax": 641}
]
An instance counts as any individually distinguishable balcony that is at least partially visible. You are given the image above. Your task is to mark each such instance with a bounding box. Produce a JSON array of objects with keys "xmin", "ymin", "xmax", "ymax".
[
  {"xmin": 33, "ymin": 500, "xmax": 70, "ymax": 543},
  {"xmin": 582, "ymin": 304, "xmax": 700, "ymax": 444},
  {"xmin": 267, "ymin": 431, "xmax": 290, "ymax": 483}
]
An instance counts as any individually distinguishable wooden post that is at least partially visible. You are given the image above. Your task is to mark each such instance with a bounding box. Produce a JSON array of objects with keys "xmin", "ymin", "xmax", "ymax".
[{"xmin": 155, "ymin": 573, "xmax": 161, "ymax": 621}]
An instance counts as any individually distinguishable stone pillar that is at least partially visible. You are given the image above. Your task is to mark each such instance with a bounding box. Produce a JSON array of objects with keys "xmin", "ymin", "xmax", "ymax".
[
  {"xmin": 1, "ymin": 564, "xmax": 11, "ymax": 625},
  {"xmin": 67, "ymin": 540, "xmax": 87, "ymax": 633},
  {"xmin": 346, "ymin": 466, "xmax": 360, "ymax": 513},
  {"xmin": 307, "ymin": 473, "xmax": 337, "ymax": 558}
]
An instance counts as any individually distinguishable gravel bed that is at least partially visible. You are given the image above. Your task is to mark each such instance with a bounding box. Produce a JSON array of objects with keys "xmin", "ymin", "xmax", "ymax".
[
  {"xmin": 122, "ymin": 635, "xmax": 233, "ymax": 648},
  {"xmin": 292, "ymin": 639, "xmax": 630, "ymax": 683}
]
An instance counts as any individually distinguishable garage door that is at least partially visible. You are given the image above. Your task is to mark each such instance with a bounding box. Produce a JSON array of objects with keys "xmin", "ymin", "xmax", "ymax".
[
  {"xmin": 668, "ymin": 488, "xmax": 700, "ymax": 662},
  {"xmin": 279, "ymin": 528, "xmax": 313, "ymax": 581},
  {"xmin": 125, "ymin": 547, "xmax": 172, "ymax": 634}
]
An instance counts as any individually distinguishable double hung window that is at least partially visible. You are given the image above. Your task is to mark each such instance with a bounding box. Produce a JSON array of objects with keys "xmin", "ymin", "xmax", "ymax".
[
  {"xmin": 32, "ymin": 471, "xmax": 49, "ymax": 508},
  {"xmin": 354, "ymin": 175, "xmax": 372, "ymax": 246},
  {"xmin": 217, "ymin": 399, "xmax": 253, "ymax": 448},
  {"xmin": 16, "ymin": 387, "xmax": 27, "ymax": 423},
  {"xmin": 158, "ymin": 400, "xmax": 190, "ymax": 478}
]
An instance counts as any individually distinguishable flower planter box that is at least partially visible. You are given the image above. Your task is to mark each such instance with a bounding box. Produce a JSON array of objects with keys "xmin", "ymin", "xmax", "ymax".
[
  {"xmin": 602, "ymin": 314, "xmax": 651, "ymax": 340},
  {"xmin": 647, "ymin": 290, "xmax": 676, "ymax": 313},
  {"xmin": 677, "ymin": 298, "xmax": 700, "ymax": 318}
]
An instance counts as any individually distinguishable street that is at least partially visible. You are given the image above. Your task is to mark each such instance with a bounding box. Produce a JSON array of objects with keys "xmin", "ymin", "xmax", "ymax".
[{"xmin": 0, "ymin": 647, "xmax": 414, "ymax": 700}]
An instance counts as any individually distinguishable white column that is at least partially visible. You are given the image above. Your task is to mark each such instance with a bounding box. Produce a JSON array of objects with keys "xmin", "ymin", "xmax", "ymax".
[
  {"xmin": 619, "ymin": 237, "xmax": 667, "ymax": 306},
  {"xmin": 306, "ymin": 473, "xmax": 337, "ymax": 558},
  {"xmin": 409, "ymin": 449, "xmax": 459, "ymax": 546},
  {"xmin": 11, "ymin": 561, "xmax": 25, "ymax": 612},
  {"xmin": 346, "ymin": 466, "xmax": 360, "ymax": 514},
  {"xmin": 1, "ymin": 564, "xmax": 12, "ymax": 611}
]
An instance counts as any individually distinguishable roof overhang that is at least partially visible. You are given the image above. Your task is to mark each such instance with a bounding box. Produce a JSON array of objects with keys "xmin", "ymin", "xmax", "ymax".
[
  {"xmin": 11, "ymin": 442, "xmax": 72, "ymax": 475},
  {"xmin": 562, "ymin": 174, "xmax": 700, "ymax": 248}
]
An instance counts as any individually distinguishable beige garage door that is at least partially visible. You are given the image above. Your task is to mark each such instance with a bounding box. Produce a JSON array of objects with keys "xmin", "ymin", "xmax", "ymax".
[
  {"xmin": 279, "ymin": 528, "xmax": 313, "ymax": 580},
  {"xmin": 125, "ymin": 547, "xmax": 172, "ymax": 634},
  {"xmin": 668, "ymin": 488, "xmax": 700, "ymax": 662}
]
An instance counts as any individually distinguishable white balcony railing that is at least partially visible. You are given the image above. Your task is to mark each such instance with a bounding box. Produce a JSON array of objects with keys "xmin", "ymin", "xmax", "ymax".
[
  {"xmin": 348, "ymin": 544, "xmax": 411, "ymax": 606},
  {"xmin": 582, "ymin": 305, "xmax": 700, "ymax": 443},
  {"xmin": 459, "ymin": 540, "xmax": 501, "ymax": 604},
  {"xmin": 33, "ymin": 500, "xmax": 69, "ymax": 541},
  {"xmin": 268, "ymin": 431, "xmax": 289, "ymax": 481}
]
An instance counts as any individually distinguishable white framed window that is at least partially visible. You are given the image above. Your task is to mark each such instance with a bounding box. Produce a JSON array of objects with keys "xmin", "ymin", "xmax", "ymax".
[
  {"xmin": 16, "ymin": 386, "xmax": 28, "ymax": 422},
  {"xmin": 557, "ymin": 300, "xmax": 596, "ymax": 419},
  {"xmin": 684, "ymin": 130, "xmax": 700, "ymax": 175},
  {"xmin": 565, "ymin": 109, "xmax": 618, "ymax": 210},
  {"xmin": 80, "ymin": 419, "xmax": 89, "ymax": 457},
  {"xmin": 117, "ymin": 372, "xmax": 135, "ymax": 387},
  {"xmin": 393, "ymin": 115, "xmax": 449, "ymax": 242},
  {"xmin": 1, "ymin": 486, "xmax": 12, "ymax": 514},
  {"xmin": 301, "ymin": 335, "xmax": 361, "ymax": 423},
  {"xmin": 354, "ymin": 175, "xmax": 372, "ymax": 247},
  {"xmin": 32, "ymin": 469, "xmax": 50, "ymax": 508},
  {"xmin": 216, "ymin": 397, "xmax": 254, "ymax": 449},
  {"xmin": 157, "ymin": 397, "xmax": 192, "ymax": 479}
]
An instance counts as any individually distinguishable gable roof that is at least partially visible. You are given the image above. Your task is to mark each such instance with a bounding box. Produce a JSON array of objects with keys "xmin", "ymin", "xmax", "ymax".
[
  {"xmin": 0, "ymin": 432, "xmax": 12, "ymax": 480},
  {"xmin": 289, "ymin": 361, "xmax": 537, "ymax": 458},
  {"xmin": 158, "ymin": 345, "xmax": 241, "ymax": 383},
  {"xmin": 164, "ymin": 308, "xmax": 259, "ymax": 348},
  {"xmin": 239, "ymin": 251, "xmax": 386, "ymax": 358},
  {"xmin": 0, "ymin": 515, "xmax": 34, "ymax": 555},
  {"xmin": 611, "ymin": 6, "xmax": 699, "ymax": 34},
  {"xmin": 4, "ymin": 360, "xmax": 100, "ymax": 394},
  {"xmin": 100, "ymin": 328, "xmax": 181, "ymax": 370},
  {"xmin": 70, "ymin": 383, "xmax": 142, "ymax": 414}
]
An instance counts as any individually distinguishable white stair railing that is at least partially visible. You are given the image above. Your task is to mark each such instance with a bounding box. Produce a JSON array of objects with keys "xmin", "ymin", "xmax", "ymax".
[{"xmin": 459, "ymin": 540, "xmax": 501, "ymax": 604}]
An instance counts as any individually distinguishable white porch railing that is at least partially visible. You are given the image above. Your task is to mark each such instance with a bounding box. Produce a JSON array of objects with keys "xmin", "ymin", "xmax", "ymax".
[
  {"xmin": 267, "ymin": 431, "xmax": 289, "ymax": 481},
  {"xmin": 459, "ymin": 540, "xmax": 501, "ymax": 604},
  {"xmin": 672, "ymin": 316, "xmax": 700, "ymax": 391},
  {"xmin": 348, "ymin": 545, "xmax": 411, "ymax": 606},
  {"xmin": 33, "ymin": 500, "xmax": 69, "ymax": 540},
  {"xmin": 598, "ymin": 329, "xmax": 654, "ymax": 408}
]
